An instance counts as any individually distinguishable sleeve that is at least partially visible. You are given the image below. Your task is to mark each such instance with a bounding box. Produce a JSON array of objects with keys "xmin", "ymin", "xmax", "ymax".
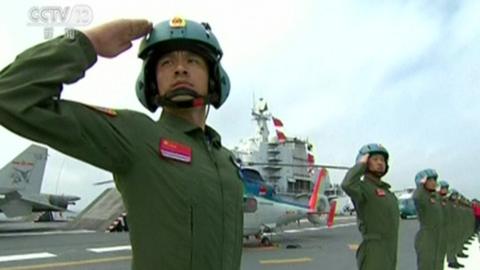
[
  {"xmin": 413, "ymin": 188, "xmax": 426, "ymax": 214},
  {"xmin": 341, "ymin": 163, "xmax": 367, "ymax": 203},
  {"xmin": 0, "ymin": 31, "xmax": 133, "ymax": 173}
]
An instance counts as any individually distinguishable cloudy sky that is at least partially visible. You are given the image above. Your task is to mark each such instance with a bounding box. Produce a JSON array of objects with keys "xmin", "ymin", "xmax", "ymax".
[{"xmin": 1, "ymin": 0, "xmax": 479, "ymax": 211}]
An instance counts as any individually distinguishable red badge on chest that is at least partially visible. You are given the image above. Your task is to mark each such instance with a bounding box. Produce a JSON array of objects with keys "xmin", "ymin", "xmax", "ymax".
[
  {"xmin": 375, "ymin": 188, "xmax": 386, "ymax": 197},
  {"xmin": 159, "ymin": 139, "xmax": 192, "ymax": 163},
  {"xmin": 430, "ymin": 198, "xmax": 436, "ymax": 204}
]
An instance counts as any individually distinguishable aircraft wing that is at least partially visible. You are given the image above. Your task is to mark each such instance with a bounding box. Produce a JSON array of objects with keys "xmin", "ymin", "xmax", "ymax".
[
  {"xmin": 19, "ymin": 193, "xmax": 65, "ymax": 211},
  {"xmin": 0, "ymin": 191, "xmax": 65, "ymax": 217},
  {"xmin": 0, "ymin": 199, "xmax": 33, "ymax": 217}
]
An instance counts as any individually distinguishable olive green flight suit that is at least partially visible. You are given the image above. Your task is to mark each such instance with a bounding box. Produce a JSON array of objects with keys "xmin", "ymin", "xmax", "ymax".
[
  {"xmin": 0, "ymin": 31, "xmax": 244, "ymax": 270},
  {"xmin": 466, "ymin": 205, "xmax": 475, "ymax": 240},
  {"xmin": 413, "ymin": 187, "xmax": 443, "ymax": 270},
  {"xmin": 452, "ymin": 201, "xmax": 464, "ymax": 257},
  {"xmin": 436, "ymin": 195, "xmax": 448, "ymax": 269},
  {"xmin": 341, "ymin": 163, "xmax": 399, "ymax": 270},
  {"xmin": 444, "ymin": 199, "xmax": 458, "ymax": 264}
]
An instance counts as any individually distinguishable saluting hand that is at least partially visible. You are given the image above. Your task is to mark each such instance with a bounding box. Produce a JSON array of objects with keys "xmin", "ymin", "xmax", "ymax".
[
  {"xmin": 358, "ymin": 154, "xmax": 369, "ymax": 164},
  {"xmin": 83, "ymin": 19, "xmax": 153, "ymax": 58}
]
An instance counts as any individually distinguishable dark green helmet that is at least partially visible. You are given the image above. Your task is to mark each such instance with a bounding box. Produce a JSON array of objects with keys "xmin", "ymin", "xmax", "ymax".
[
  {"xmin": 136, "ymin": 17, "xmax": 230, "ymax": 112},
  {"xmin": 355, "ymin": 143, "xmax": 389, "ymax": 175},
  {"xmin": 438, "ymin": 180, "xmax": 449, "ymax": 189},
  {"xmin": 355, "ymin": 143, "xmax": 389, "ymax": 162},
  {"xmin": 448, "ymin": 189, "xmax": 459, "ymax": 200},
  {"xmin": 414, "ymin": 169, "xmax": 438, "ymax": 187}
]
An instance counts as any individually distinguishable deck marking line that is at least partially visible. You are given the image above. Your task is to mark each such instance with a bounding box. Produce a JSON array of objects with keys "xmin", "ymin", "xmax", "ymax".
[
  {"xmin": 265, "ymin": 222, "xmax": 356, "ymax": 237},
  {"xmin": 0, "ymin": 230, "xmax": 94, "ymax": 238},
  {"xmin": 0, "ymin": 256, "xmax": 131, "ymax": 270},
  {"xmin": 87, "ymin": 245, "xmax": 132, "ymax": 253},
  {"xmin": 259, "ymin": 257, "xmax": 312, "ymax": 265},
  {"xmin": 0, "ymin": 252, "xmax": 56, "ymax": 263}
]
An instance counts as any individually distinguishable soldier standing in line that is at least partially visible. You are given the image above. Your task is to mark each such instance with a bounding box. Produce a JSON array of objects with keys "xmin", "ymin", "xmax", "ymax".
[
  {"xmin": 452, "ymin": 191, "xmax": 469, "ymax": 260},
  {"xmin": 413, "ymin": 169, "xmax": 443, "ymax": 270},
  {"xmin": 444, "ymin": 188, "xmax": 464, "ymax": 269},
  {"xmin": 341, "ymin": 143, "xmax": 399, "ymax": 270}
]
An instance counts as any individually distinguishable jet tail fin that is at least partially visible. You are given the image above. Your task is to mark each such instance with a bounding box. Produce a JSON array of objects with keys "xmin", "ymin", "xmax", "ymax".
[
  {"xmin": 308, "ymin": 168, "xmax": 328, "ymax": 212},
  {"xmin": 0, "ymin": 144, "xmax": 48, "ymax": 194}
]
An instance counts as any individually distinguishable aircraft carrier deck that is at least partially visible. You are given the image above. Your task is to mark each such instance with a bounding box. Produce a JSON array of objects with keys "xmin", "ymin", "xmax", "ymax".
[{"xmin": 0, "ymin": 217, "xmax": 478, "ymax": 270}]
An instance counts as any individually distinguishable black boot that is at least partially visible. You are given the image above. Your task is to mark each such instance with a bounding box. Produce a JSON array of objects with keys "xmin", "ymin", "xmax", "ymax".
[
  {"xmin": 457, "ymin": 252, "xmax": 468, "ymax": 258},
  {"xmin": 448, "ymin": 262, "xmax": 460, "ymax": 268}
]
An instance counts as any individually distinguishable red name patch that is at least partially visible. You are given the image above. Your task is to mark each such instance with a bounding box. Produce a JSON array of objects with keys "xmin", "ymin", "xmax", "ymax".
[
  {"xmin": 159, "ymin": 139, "xmax": 192, "ymax": 163},
  {"xmin": 376, "ymin": 188, "xmax": 386, "ymax": 197}
]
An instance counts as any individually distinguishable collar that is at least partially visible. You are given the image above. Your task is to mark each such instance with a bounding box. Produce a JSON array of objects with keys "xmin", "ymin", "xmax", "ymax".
[
  {"xmin": 157, "ymin": 111, "xmax": 222, "ymax": 148},
  {"xmin": 204, "ymin": 126, "xmax": 222, "ymax": 148},
  {"xmin": 364, "ymin": 173, "xmax": 391, "ymax": 189}
]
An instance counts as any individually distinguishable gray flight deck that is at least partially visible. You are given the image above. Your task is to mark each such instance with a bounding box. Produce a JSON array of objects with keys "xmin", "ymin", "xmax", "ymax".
[{"xmin": 0, "ymin": 218, "xmax": 479, "ymax": 270}]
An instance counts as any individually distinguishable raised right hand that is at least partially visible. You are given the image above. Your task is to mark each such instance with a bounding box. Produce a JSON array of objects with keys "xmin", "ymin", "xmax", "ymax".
[
  {"xmin": 357, "ymin": 154, "xmax": 369, "ymax": 164},
  {"xmin": 83, "ymin": 19, "xmax": 152, "ymax": 58}
]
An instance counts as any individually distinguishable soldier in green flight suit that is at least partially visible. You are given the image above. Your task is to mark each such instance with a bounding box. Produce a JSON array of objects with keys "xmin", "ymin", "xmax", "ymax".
[
  {"xmin": 450, "ymin": 190, "xmax": 469, "ymax": 260},
  {"xmin": 413, "ymin": 169, "xmax": 444, "ymax": 270},
  {"xmin": 440, "ymin": 185, "xmax": 465, "ymax": 269},
  {"xmin": 448, "ymin": 190, "xmax": 467, "ymax": 265},
  {"xmin": 437, "ymin": 180, "xmax": 453, "ymax": 269},
  {"xmin": 0, "ymin": 17, "xmax": 244, "ymax": 270},
  {"xmin": 341, "ymin": 143, "xmax": 399, "ymax": 270}
]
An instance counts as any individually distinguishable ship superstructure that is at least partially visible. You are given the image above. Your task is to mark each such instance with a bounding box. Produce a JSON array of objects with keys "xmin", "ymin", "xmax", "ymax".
[{"xmin": 232, "ymin": 99, "xmax": 330, "ymax": 196}]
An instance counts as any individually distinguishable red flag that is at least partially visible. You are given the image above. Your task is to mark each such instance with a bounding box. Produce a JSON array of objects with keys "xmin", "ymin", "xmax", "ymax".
[
  {"xmin": 276, "ymin": 131, "xmax": 286, "ymax": 143},
  {"xmin": 272, "ymin": 116, "xmax": 286, "ymax": 143},
  {"xmin": 272, "ymin": 117, "xmax": 284, "ymax": 127},
  {"xmin": 307, "ymin": 152, "xmax": 314, "ymax": 174},
  {"xmin": 307, "ymin": 153, "xmax": 314, "ymax": 164}
]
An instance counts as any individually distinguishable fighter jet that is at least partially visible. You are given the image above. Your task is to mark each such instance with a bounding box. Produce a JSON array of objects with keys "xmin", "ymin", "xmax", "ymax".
[
  {"xmin": 0, "ymin": 144, "xmax": 80, "ymax": 218},
  {"xmin": 243, "ymin": 167, "xmax": 337, "ymax": 245}
]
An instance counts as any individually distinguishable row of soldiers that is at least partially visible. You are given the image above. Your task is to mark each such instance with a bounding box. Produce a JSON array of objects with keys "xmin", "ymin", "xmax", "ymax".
[
  {"xmin": 341, "ymin": 143, "xmax": 478, "ymax": 270},
  {"xmin": 414, "ymin": 169, "xmax": 477, "ymax": 269}
]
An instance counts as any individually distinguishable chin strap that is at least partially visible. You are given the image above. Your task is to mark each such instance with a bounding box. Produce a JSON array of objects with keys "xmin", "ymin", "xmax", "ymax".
[
  {"xmin": 155, "ymin": 88, "xmax": 210, "ymax": 109},
  {"xmin": 366, "ymin": 169, "xmax": 387, "ymax": 178}
]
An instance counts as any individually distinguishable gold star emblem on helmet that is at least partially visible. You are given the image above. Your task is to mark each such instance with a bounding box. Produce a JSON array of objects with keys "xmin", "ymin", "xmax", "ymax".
[{"xmin": 170, "ymin": 16, "xmax": 186, "ymax": 28}]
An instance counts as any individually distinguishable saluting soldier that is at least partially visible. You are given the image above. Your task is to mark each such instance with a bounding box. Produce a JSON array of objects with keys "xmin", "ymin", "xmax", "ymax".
[
  {"xmin": 458, "ymin": 196, "xmax": 473, "ymax": 248},
  {"xmin": 464, "ymin": 198, "xmax": 476, "ymax": 244},
  {"xmin": 441, "ymin": 186, "xmax": 464, "ymax": 269},
  {"xmin": 413, "ymin": 169, "xmax": 444, "ymax": 270},
  {"xmin": 451, "ymin": 191, "xmax": 469, "ymax": 260},
  {"xmin": 341, "ymin": 143, "xmax": 399, "ymax": 270},
  {"xmin": 0, "ymin": 18, "xmax": 244, "ymax": 270},
  {"xmin": 437, "ymin": 180, "xmax": 453, "ymax": 269}
]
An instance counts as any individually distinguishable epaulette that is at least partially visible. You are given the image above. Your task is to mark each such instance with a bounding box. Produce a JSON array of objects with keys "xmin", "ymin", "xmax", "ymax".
[{"xmin": 85, "ymin": 104, "xmax": 118, "ymax": 117}]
